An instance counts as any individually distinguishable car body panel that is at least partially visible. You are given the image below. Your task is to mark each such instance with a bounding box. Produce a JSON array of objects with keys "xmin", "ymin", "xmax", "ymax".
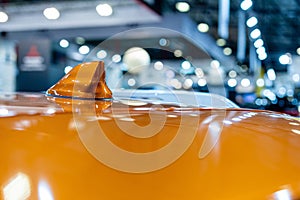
[
  {"xmin": 0, "ymin": 93, "xmax": 300, "ymax": 199},
  {"xmin": 1, "ymin": 61, "xmax": 300, "ymax": 200}
]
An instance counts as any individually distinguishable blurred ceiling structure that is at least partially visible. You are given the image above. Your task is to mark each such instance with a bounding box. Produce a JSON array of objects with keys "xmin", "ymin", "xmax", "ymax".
[
  {"xmin": 168, "ymin": 0, "xmax": 300, "ymax": 69},
  {"xmin": 0, "ymin": 0, "xmax": 299, "ymax": 72}
]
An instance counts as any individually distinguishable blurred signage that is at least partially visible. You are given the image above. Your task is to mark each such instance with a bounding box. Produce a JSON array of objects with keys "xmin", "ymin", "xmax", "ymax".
[
  {"xmin": 18, "ymin": 39, "xmax": 50, "ymax": 71},
  {"xmin": 16, "ymin": 38, "xmax": 51, "ymax": 91}
]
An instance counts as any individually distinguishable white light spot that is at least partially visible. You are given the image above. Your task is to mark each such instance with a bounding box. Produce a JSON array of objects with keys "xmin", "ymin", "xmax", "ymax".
[
  {"xmin": 175, "ymin": 2, "xmax": 190, "ymax": 12},
  {"xmin": 3, "ymin": 173, "xmax": 31, "ymax": 200},
  {"xmin": 154, "ymin": 61, "xmax": 164, "ymax": 71},
  {"xmin": 256, "ymin": 46, "xmax": 265, "ymax": 54},
  {"xmin": 43, "ymin": 7, "xmax": 60, "ymax": 20},
  {"xmin": 223, "ymin": 120, "xmax": 233, "ymax": 125},
  {"xmin": 254, "ymin": 39, "xmax": 264, "ymax": 48},
  {"xmin": 240, "ymin": 0, "xmax": 253, "ymax": 10},
  {"xmin": 38, "ymin": 180, "xmax": 54, "ymax": 200},
  {"xmin": 279, "ymin": 54, "xmax": 292, "ymax": 65},
  {"xmin": 45, "ymin": 108, "xmax": 56, "ymax": 115},
  {"xmin": 181, "ymin": 61, "xmax": 191, "ymax": 70},
  {"xmin": 0, "ymin": 11, "xmax": 9, "ymax": 23},
  {"xmin": 289, "ymin": 122, "xmax": 300, "ymax": 126},
  {"xmin": 112, "ymin": 54, "xmax": 121, "ymax": 63},
  {"xmin": 267, "ymin": 68, "xmax": 276, "ymax": 81},
  {"xmin": 210, "ymin": 60, "xmax": 220, "ymax": 68},
  {"xmin": 197, "ymin": 78, "xmax": 207, "ymax": 87},
  {"xmin": 96, "ymin": 3, "xmax": 113, "ymax": 16},
  {"xmin": 64, "ymin": 66, "xmax": 72, "ymax": 74},
  {"xmin": 223, "ymin": 47, "xmax": 232, "ymax": 55},
  {"xmin": 96, "ymin": 50, "xmax": 107, "ymax": 59},
  {"xmin": 167, "ymin": 114, "xmax": 178, "ymax": 118},
  {"xmin": 195, "ymin": 68, "xmax": 204, "ymax": 77},
  {"xmin": 128, "ymin": 78, "xmax": 136, "ymax": 87},
  {"xmin": 256, "ymin": 78, "xmax": 265, "ymax": 87},
  {"xmin": 258, "ymin": 52, "xmax": 268, "ymax": 60},
  {"xmin": 174, "ymin": 49, "xmax": 183, "ymax": 57},
  {"xmin": 170, "ymin": 79, "xmax": 182, "ymax": 89},
  {"xmin": 241, "ymin": 78, "xmax": 251, "ymax": 87},
  {"xmin": 78, "ymin": 45, "xmax": 90, "ymax": 55},
  {"xmin": 227, "ymin": 78, "xmax": 237, "ymax": 87},
  {"xmin": 228, "ymin": 70, "xmax": 237, "ymax": 78},
  {"xmin": 263, "ymin": 89, "xmax": 276, "ymax": 101},
  {"xmin": 250, "ymin": 28, "xmax": 261, "ymax": 39},
  {"xmin": 246, "ymin": 16, "xmax": 258, "ymax": 28},
  {"xmin": 297, "ymin": 47, "xmax": 300, "ymax": 55},
  {"xmin": 59, "ymin": 39, "xmax": 69, "ymax": 48},
  {"xmin": 273, "ymin": 189, "xmax": 292, "ymax": 200},
  {"xmin": 197, "ymin": 23, "xmax": 209, "ymax": 33},
  {"xmin": 183, "ymin": 78, "xmax": 193, "ymax": 89},
  {"xmin": 232, "ymin": 117, "xmax": 242, "ymax": 122},
  {"xmin": 216, "ymin": 38, "xmax": 226, "ymax": 46},
  {"xmin": 0, "ymin": 108, "xmax": 9, "ymax": 116},
  {"xmin": 119, "ymin": 117, "xmax": 135, "ymax": 122}
]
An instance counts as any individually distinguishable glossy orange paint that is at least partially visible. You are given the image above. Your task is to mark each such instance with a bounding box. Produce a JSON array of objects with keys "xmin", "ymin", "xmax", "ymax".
[{"xmin": 1, "ymin": 62, "xmax": 300, "ymax": 199}]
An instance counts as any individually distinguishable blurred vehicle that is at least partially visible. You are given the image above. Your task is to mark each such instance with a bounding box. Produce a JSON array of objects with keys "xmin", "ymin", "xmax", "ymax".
[{"xmin": 1, "ymin": 61, "xmax": 300, "ymax": 200}]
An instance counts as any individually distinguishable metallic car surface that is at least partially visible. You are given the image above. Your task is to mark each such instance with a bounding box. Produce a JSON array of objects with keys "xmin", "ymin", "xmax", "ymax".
[{"xmin": 1, "ymin": 61, "xmax": 300, "ymax": 200}]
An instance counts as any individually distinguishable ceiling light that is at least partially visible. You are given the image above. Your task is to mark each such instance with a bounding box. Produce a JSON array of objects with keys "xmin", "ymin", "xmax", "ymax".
[
  {"xmin": 297, "ymin": 47, "xmax": 300, "ymax": 55},
  {"xmin": 96, "ymin": 3, "xmax": 113, "ymax": 16},
  {"xmin": 228, "ymin": 70, "xmax": 237, "ymax": 78},
  {"xmin": 210, "ymin": 60, "xmax": 220, "ymax": 68},
  {"xmin": 227, "ymin": 78, "xmax": 237, "ymax": 87},
  {"xmin": 258, "ymin": 52, "xmax": 267, "ymax": 60},
  {"xmin": 216, "ymin": 38, "xmax": 226, "ymax": 46},
  {"xmin": 64, "ymin": 66, "xmax": 73, "ymax": 74},
  {"xmin": 96, "ymin": 50, "xmax": 107, "ymax": 59},
  {"xmin": 250, "ymin": 28, "xmax": 261, "ymax": 39},
  {"xmin": 256, "ymin": 46, "xmax": 265, "ymax": 54},
  {"xmin": 254, "ymin": 39, "xmax": 264, "ymax": 48},
  {"xmin": 223, "ymin": 47, "xmax": 232, "ymax": 56},
  {"xmin": 174, "ymin": 49, "xmax": 183, "ymax": 57},
  {"xmin": 267, "ymin": 68, "xmax": 276, "ymax": 81},
  {"xmin": 246, "ymin": 16, "xmax": 258, "ymax": 28},
  {"xmin": 195, "ymin": 68, "xmax": 204, "ymax": 78},
  {"xmin": 112, "ymin": 54, "xmax": 121, "ymax": 63},
  {"xmin": 256, "ymin": 78, "xmax": 265, "ymax": 87},
  {"xmin": 240, "ymin": 0, "xmax": 253, "ymax": 10},
  {"xmin": 78, "ymin": 45, "xmax": 90, "ymax": 55},
  {"xmin": 43, "ymin": 7, "xmax": 60, "ymax": 20},
  {"xmin": 75, "ymin": 37, "xmax": 85, "ymax": 45},
  {"xmin": 279, "ymin": 54, "xmax": 291, "ymax": 65},
  {"xmin": 197, "ymin": 78, "xmax": 207, "ymax": 87},
  {"xmin": 170, "ymin": 78, "xmax": 182, "ymax": 89},
  {"xmin": 181, "ymin": 61, "xmax": 191, "ymax": 70},
  {"xmin": 0, "ymin": 11, "xmax": 8, "ymax": 23},
  {"xmin": 59, "ymin": 39, "xmax": 69, "ymax": 48},
  {"xmin": 241, "ymin": 78, "xmax": 251, "ymax": 87},
  {"xmin": 154, "ymin": 61, "xmax": 164, "ymax": 71},
  {"xmin": 159, "ymin": 38, "xmax": 168, "ymax": 46},
  {"xmin": 127, "ymin": 78, "xmax": 136, "ymax": 87},
  {"xmin": 183, "ymin": 79, "xmax": 193, "ymax": 89},
  {"xmin": 175, "ymin": 2, "xmax": 190, "ymax": 12},
  {"xmin": 197, "ymin": 23, "xmax": 209, "ymax": 33}
]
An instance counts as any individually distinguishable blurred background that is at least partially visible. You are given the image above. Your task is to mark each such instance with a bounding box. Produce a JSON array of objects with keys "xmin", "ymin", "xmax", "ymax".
[{"xmin": 0, "ymin": 0, "xmax": 300, "ymax": 115}]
